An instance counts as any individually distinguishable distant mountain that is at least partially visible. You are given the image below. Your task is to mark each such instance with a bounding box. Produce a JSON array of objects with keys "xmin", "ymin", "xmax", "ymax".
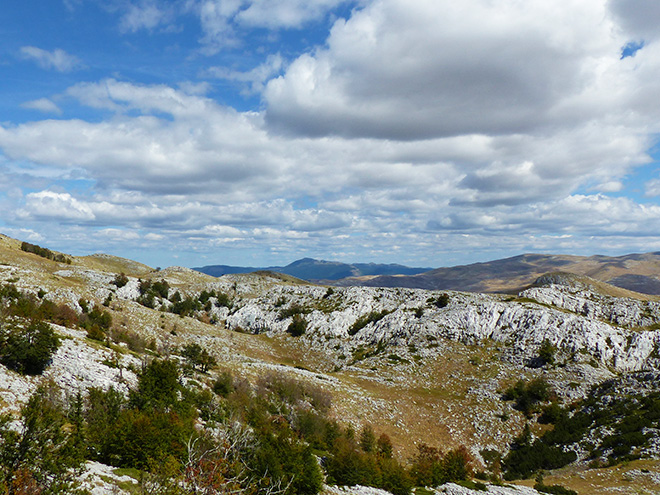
[
  {"xmin": 193, "ymin": 257, "xmax": 431, "ymax": 281},
  {"xmin": 334, "ymin": 252, "xmax": 660, "ymax": 295}
]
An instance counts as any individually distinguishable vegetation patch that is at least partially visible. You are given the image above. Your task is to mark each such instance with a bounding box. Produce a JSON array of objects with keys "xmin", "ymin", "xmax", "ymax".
[
  {"xmin": 348, "ymin": 309, "xmax": 392, "ymax": 336},
  {"xmin": 20, "ymin": 241, "xmax": 71, "ymax": 264}
]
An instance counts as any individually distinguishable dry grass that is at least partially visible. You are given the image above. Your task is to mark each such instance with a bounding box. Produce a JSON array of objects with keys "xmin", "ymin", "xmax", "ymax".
[{"xmin": 517, "ymin": 459, "xmax": 660, "ymax": 495}]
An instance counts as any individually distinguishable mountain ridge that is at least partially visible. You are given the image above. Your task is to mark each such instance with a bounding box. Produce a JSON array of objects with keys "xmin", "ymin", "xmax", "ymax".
[
  {"xmin": 334, "ymin": 252, "xmax": 660, "ymax": 295},
  {"xmin": 194, "ymin": 251, "xmax": 660, "ymax": 295},
  {"xmin": 193, "ymin": 257, "xmax": 432, "ymax": 281}
]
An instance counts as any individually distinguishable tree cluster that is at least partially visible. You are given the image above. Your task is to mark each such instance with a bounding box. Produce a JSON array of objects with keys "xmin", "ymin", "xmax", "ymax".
[{"xmin": 20, "ymin": 242, "xmax": 71, "ymax": 264}]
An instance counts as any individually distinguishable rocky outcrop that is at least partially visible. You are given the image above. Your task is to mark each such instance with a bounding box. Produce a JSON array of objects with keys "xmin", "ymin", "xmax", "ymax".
[{"xmin": 216, "ymin": 275, "xmax": 660, "ymax": 372}]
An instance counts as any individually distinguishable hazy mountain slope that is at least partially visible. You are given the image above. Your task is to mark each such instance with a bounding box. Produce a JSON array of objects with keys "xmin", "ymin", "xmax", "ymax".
[
  {"xmin": 193, "ymin": 257, "xmax": 431, "ymax": 280},
  {"xmin": 336, "ymin": 252, "xmax": 660, "ymax": 295}
]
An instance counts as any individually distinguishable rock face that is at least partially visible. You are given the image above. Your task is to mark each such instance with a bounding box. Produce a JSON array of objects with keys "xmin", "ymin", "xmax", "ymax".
[{"xmin": 216, "ymin": 274, "xmax": 660, "ymax": 373}]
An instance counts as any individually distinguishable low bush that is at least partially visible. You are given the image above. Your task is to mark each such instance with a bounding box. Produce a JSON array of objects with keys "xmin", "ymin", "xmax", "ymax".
[
  {"xmin": 348, "ymin": 310, "xmax": 392, "ymax": 336},
  {"xmin": 287, "ymin": 314, "xmax": 308, "ymax": 337},
  {"xmin": 112, "ymin": 272, "xmax": 129, "ymax": 288},
  {"xmin": 503, "ymin": 377, "xmax": 553, "ymax": 417}
]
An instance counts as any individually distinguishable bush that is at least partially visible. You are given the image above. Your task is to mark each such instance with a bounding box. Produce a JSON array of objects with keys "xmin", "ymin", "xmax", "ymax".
[
  {"xmin": 503, "ymin": 377, "xmax": 553, "ymax": 417},
  {"xmin": 0, "ymin": 321, "xmax": 60, "ymax": 375},
  {"xmin": 213, "ymin": 370, "xmax": 235, "ymax": 397},
  {"xmin": 215, "ymin": 291, "xmax": 232, "ymax": 308},
  {"xmin": 137, "ymin": 279, "xmax": 170, "ymax": 308},
  {"xmin": 112, "ymin": 272, "xmax": 129, "ymax": 288},
  {"xmin": 170, "ymin": 295, "xmax": 201, "ymax": 317},
  {"xmin": 20, "ymin": 241, "xmax": 71, "ymax": 264},
  {"xmin": 535, "ymin": 474, "xmax": 577, "ymax": 495},
  {"xmin": 130, "ymin": 359, "xmax": 181, "ymax": 411},
  {"xmin": 432, "ymin": 293, "xmax": 450, "ymax": 308},
  {"xmin": 287, "ymin": 314, "xmax": 308, "ymax": 337},
  {"xmin": 181, "ymin": 343, "xmax": 217, "ymax": 372},
  {"xmin": 0, "ymin": 382, "xmax": 83, "ymax": 492},
  {"xmin": 537, "ymin": 339, "xmax": 557, "ymax": 366},
  {"xmin": 278, "ymin": 302, "xmax": 310, "ymax": 320}
]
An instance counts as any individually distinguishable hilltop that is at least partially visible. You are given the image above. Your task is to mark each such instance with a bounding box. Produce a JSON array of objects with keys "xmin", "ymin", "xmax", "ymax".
[{"xmin": 1, "ymin": 234, "xmax": 660, "ymax": 494}]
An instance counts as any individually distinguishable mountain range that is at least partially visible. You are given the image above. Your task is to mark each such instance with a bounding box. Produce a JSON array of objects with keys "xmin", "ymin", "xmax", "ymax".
[
  {"xmin": 195, "ymin": 252, "xmax": 660, "ymax": 295},
  {"xmin": 193, "ymin": 257, "xmax": 432, "ymax": 281}
]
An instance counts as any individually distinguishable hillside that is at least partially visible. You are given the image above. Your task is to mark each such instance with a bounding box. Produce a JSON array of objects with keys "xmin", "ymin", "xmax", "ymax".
[
  {"xmin": 335, "ymin": 252, "xmax": 660, "ymax": 295},
  {"xmin": 1, "ymin": 234, "xmax": 660, "ymax": 494}
]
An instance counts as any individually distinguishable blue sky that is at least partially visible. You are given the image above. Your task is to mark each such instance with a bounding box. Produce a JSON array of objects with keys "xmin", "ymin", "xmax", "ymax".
[{"xmin": 2, "ymin": 0, "xmax": 660, "ymax": 269}]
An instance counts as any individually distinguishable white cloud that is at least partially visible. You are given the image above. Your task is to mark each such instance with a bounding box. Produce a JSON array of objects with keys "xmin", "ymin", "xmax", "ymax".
[
  {"xmin": 267, "ymin": 0, "xmax": 614, "ymax": 138},
  {"xmin": 18, "ymin": 191, "xmax": 96, "ymax": 221},
  {"xmin": 234, "ymin": 0, "xmax": 350, "ymax": 29},
  {"xmin": 20, "ymin": 46, "xmax": 82, "ymax": 72},
  {"xmin": 608, "ymin": 0, "xmax": 660, "ymax": 42},
  {"xmin": 3, "ymin": 0, "xmax": 660, "ymax": 266},
  {"xmin": 21, "ymin": 98, "xmax": 62, "ymax": 114},
  {"xmin": 194, "ymin": 0, "xmax": 351, "ymax": 52},
  {"xmin": 431, "ymin": 194, "xmax": 660, "ymax": 239},
  {"xmin": 207, "ymin": 54, "xmax": 284, "ymax": 94},
  {"xmin": 645, "ymin": 178, "xmax": 660, "ymax": 197},
  {"xmin": 119, "ymin": 0, "xmax": 174, "ymax": 32}
]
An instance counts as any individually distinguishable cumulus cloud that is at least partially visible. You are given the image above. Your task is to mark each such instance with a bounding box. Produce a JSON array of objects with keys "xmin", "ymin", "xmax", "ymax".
[
  {"xmin": 234, "ymin": 0, "xmax": 350, "ymax": 29},
  {"xmin": 431, "ymin": 194, "xmax": 660, "ymax": 238},
  {"xmin": 18, "ymin": 191, "xmax": 96, "ymax": 221},
  {"xmin": 20, "ymin": 46, "xmax": 82, "ymax": 72},
  {"xmin": 645, "ymin": 178, "xmax": 660, "ymax": 197},
  {"xmin": 265, "ymin": 0, "xmax": 623, "ymax": 139},
  {"xmin": 608, "ymin": 0, "xmax": 660, "ymax": 42}
]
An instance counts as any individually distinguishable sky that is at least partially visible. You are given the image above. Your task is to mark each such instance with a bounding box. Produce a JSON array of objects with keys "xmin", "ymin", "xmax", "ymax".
[{"xmin": 2, "ymin": 0, "xmax": 660, "ymax": 269}]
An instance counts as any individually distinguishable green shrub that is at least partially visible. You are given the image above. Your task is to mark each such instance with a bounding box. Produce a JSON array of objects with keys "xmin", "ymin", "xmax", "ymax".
[
  {"xmin": 534, "ymin": 475, "xmax": 577, "ymax": 495},
  {"xmin": 0, "ymin": 321, "xmax": 60, "ymax": 375},
  {"xmin": 0, "ymin": 381, "xmax": 83, "ymax": 492},
  {"xmin": 181, "ymin": 342, "xmax": 217, "ymax": 372},
  {"xmin": 20, "ymin": 241, "xmax": 71, "ymax": 264},
  {"xmin": 170, "ymin": 295, "xmax": 202, "ymax": 317},
  {"xmin": 112, "ymin": 272, "xmax": 129, "ymax": 288},
  {"xmin": 537, "ymin": 339, "xmax": 557, "ymax": 366},
  {"xmin": 130, "ymin": 359, "xmax": 181, "ymax": 411},
  {"xmin": 287, "ymin": 314, "xmax": 308, "ymax": 337},
  {"xmin": 213, "ymin": 370, "xmax": 235, "ymax": 397},
  {"xmin": 278, "ymin": 302, "xmax": 310, "ymax": 320},
  {"xmin": 215, "ymin": 291, "xmax": 232, "ymax": 308},
  {"xmin": 433, "ymin": 293, "xmax": 450, "ymax": 308},
  {"xmin": 503, "ymin": 377, "xmax": 553, "ymax": 417},
  {"xmin": 137, "ymin": 279, "xmax": 170, "ymax": 308},
  {"xmin": 348, "ymin": 310, "xmax": 392, "ymax": 336}
]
